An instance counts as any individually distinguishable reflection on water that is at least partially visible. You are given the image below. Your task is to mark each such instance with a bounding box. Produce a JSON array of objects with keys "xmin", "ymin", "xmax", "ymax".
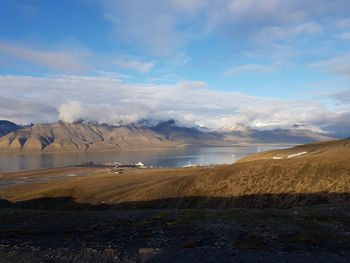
[{"xmin": 0, "ymin": 146, "xmax": 289, "ymax": 173}]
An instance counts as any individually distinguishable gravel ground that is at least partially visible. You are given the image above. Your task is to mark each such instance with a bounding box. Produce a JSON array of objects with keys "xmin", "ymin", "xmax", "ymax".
[{"xmin": 1, "ymin": 204, "xmax": 350, "ymax": 262}]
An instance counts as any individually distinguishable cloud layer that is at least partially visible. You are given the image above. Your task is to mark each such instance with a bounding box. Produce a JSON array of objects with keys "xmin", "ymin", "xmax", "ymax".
[
  {"xmin": 226, "ymin": 64, "xmax": 276, "ymax": 75},
  {"xmin": 114, "ymin": 57, "xmax": 155, "ymax": 73},
  {"xmin": 0, "ymin": 43, "xmax": 90, "ymax": 73},
  {"xmin": 311, "ymin": 53, "xmax": 350, "ymax": 78},
  {"xmin": 101, "ymin": 0, "xmax": 350, "ymax": 55},
  {"xmin": 0, "ymin": 74, "xmax": 349, "ymax": 136}
]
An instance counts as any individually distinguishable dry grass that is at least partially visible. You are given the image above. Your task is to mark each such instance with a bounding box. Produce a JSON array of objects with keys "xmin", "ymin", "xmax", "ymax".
[{"xmin": 0, "ymin": 167, "xmax": 204, "ymax": 205}]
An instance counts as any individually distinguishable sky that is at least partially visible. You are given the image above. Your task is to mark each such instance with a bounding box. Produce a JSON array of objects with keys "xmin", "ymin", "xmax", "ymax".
[{"xmin": 0, "ymin": 0, "xmax": 350, "ymax": 137}]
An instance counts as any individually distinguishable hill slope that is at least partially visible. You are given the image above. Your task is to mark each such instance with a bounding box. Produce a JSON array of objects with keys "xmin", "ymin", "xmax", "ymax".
[
  {"xmin": 119, "ymin": 138, "xmax": 350, "ymax": 208},
  {"xmin": 236, "ymin": 137, "xmax": 350, "ymax": 163}
]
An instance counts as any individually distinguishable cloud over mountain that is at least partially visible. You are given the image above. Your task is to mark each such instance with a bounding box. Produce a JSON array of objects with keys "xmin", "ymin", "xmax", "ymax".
[{"xmin": 0, "ymin": 74, "xmax": 348, "ymax": 136}]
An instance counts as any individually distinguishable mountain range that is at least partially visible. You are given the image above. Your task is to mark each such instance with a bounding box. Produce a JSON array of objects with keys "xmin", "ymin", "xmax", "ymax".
[{"xmin": 0, "ymin": 119, "xmax": 337, "ymax": 153}]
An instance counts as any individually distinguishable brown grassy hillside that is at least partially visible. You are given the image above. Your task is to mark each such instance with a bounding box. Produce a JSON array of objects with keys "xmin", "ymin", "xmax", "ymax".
[{"xmin": 2, "ymin": 137, "xmax": 350, "ymax": 209}]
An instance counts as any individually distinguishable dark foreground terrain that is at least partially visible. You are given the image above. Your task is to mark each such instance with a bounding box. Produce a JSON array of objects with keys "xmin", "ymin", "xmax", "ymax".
[{"xmin": 1, "ymin": 202, "xmax": 350, "ymax": 263}]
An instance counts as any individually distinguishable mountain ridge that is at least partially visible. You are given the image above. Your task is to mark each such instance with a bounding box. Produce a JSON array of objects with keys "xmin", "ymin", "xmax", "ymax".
[{"xmin": 0, "ymin": 119, "xmax": 337, "ymax": 153}]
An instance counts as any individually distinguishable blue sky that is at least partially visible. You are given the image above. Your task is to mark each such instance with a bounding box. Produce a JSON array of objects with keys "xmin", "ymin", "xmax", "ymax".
[{"xmin": 1, "ymin": 0, "xmax": 350, "ymax": 136}]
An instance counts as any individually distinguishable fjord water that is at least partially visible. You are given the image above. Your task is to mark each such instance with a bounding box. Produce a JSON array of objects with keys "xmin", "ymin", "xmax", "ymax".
[{"xmin": 0, "ymin": 146, "xmax": 289, "ymax": 173}]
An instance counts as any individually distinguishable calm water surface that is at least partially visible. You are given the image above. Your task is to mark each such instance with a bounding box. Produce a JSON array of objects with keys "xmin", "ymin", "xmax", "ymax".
[{"xmin": 0, "ymin": 146, "xmax": 290, "ymax": 173}]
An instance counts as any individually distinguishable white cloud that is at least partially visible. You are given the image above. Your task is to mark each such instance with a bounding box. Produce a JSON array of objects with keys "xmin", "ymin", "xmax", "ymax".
[
  {"xmin": 168, "ymin": 0, "xmax": 206, "ymax": 11},
  {"xmin": 226, "ymin": 64, "xmax": 276, "ymax": 75},
  {"xmin": 167, "ymin": 52, "xmax": 191, "ymax": 66},
  {"xmin": 293, "ymin": 22, "xmax": 323, "ymax": 34},
  {"xmin": 114, "ymin": 57, "xmax": 155, "ymax": 73},
  {"xmin": 208, "ymin": 0, "xmax": 350, "ymax": 27},
  {"xmin": 311, "ymin": 54, "xmax": 350, "ymax": 78},
  {"xmin": 226, "ymin": 0, "xmax": 304, "ymax": 23},
  {"xmin": 58, "ymin": 100, "xmax": 147, "ymax": 124},
  {"xmin": 102, "ymin": 0, "xmax": 199, "ymax": 56},
  {"xmin": 339, "ymin": 32, "xmax": 350, "ymax": 40},
  {"xmin": 0, "ymin": 74, "xmax": 349, "ymax": 135},
  {"xmin": 57, "ymin": 101, "xmax": 86, "ymax": 123},
  {"xmin": 334, "ymin": 19, "xmax": 350, "ymax": 29},
  {"xmin": 0, "ymin": 43, "xmax": 89, "ymax": 73},
  {"xmin": 100, "ymin": 0, "xmax": 348, "ymax": 56},
  {"xmin": 96, "ymin": 70, "xmax": 131, "ymax": 79},
  {"xmin": 325, "ymin": 90, "xmax": 350, "ymax": 104},
  {"xmin": 255, "ymin": 22, "xmax": 323, "ymax": 46}
]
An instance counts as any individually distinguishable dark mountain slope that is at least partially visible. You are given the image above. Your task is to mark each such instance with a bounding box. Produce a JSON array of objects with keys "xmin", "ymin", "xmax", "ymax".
[{"xmin": 0, "ymin": 120, "xmax": 22, "ymax": 137}]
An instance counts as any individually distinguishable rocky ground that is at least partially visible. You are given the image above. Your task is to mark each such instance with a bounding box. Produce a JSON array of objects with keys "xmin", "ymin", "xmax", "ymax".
[{"xmin": 1, "ymin": 204, "xmax": 350, "ymax": 262}]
